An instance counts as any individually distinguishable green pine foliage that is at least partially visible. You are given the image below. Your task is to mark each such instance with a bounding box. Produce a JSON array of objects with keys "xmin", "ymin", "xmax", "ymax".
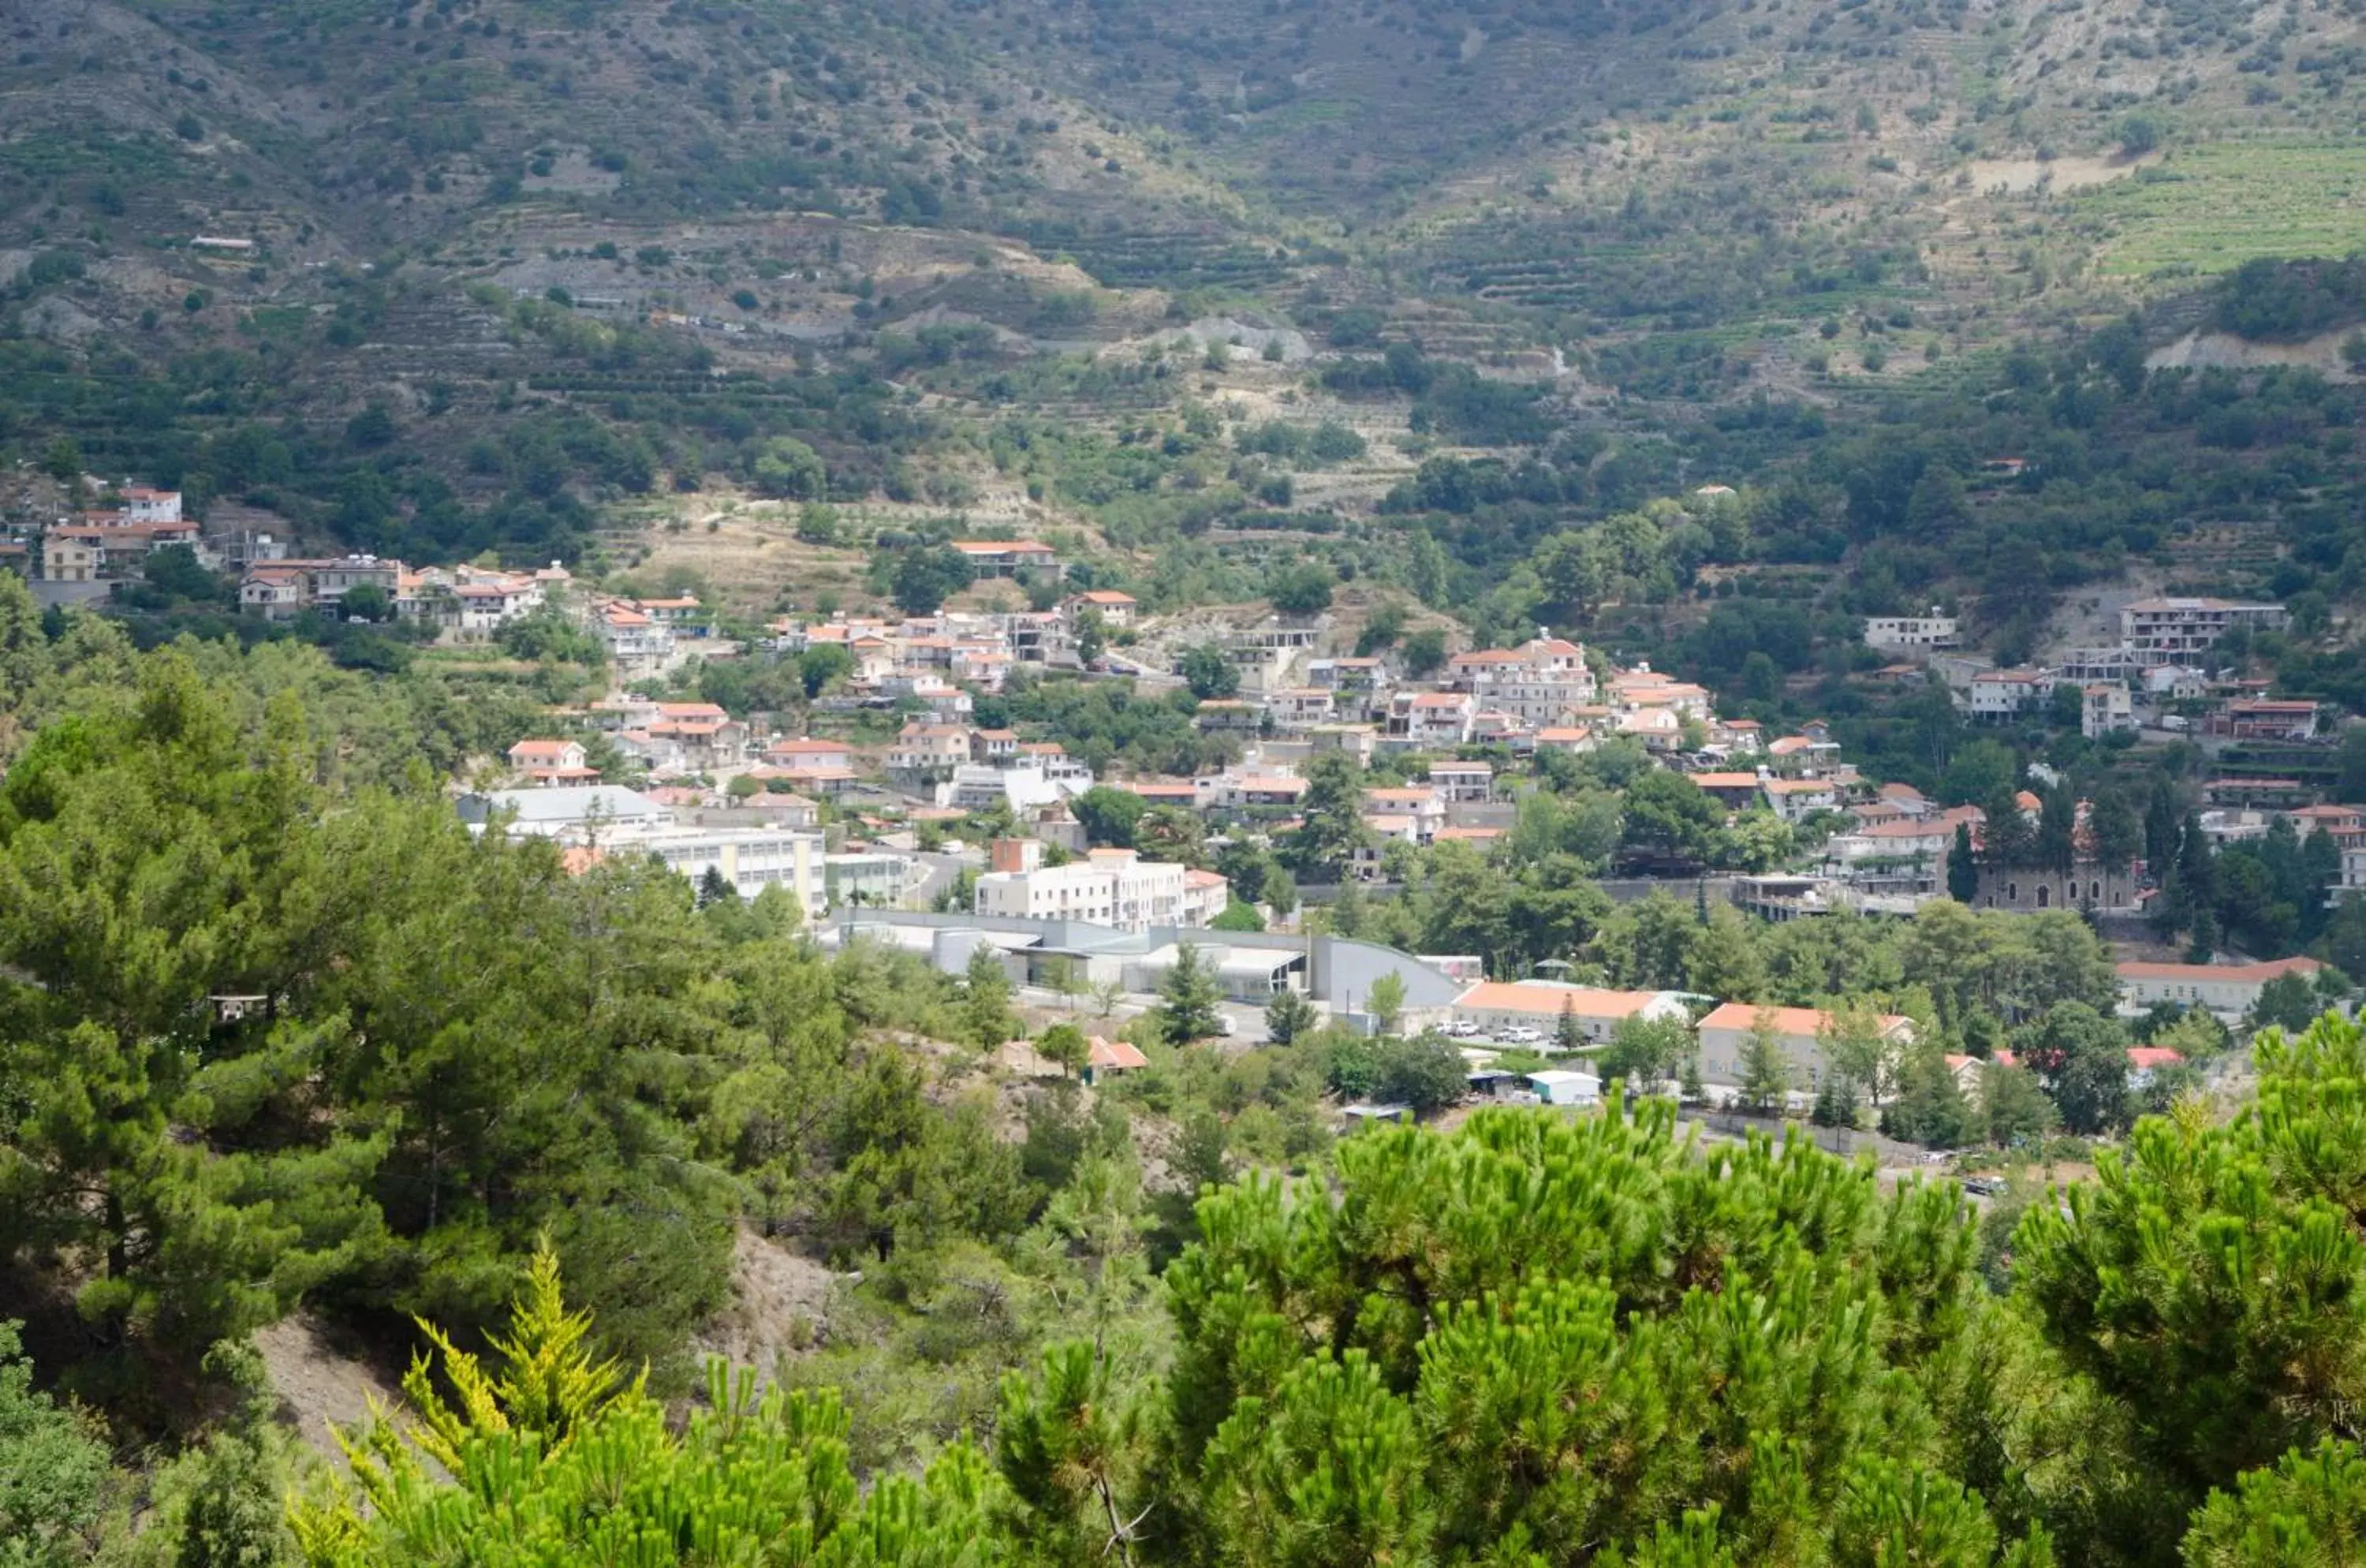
[
  {"xmin": 0, "ymin": 1321, "xmax": 111, "ymax": 1568},
  {"xmin": 2014, "ymin": 1010, "xmax": 2366, "ymax": 1551},
  {"xmin": 1144, "ymin": 1099, "xmax": 2035, "ymax": 1566},
  {"xmin": 293, "ymin": 1250, "xmax": 1004, "ymax": 1568}
]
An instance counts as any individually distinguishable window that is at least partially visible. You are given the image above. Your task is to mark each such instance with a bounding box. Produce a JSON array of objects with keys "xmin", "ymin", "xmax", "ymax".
[
  {"xmin": 2007, "ymin": 882, "xmax": 2018, "ymax": 902},
  {"xmin": 2036, "ymin": 886, "xmax": 2048, "ymax": 908},
  {"xmin": 2090, "ymin": 879, "xmax": 2101, "ymax": 902}
]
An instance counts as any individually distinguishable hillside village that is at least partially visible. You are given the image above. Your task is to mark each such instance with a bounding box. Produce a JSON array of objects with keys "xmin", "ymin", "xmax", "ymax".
[{"xmin": 11, "ymin": 491, "xmax": 2319, "ymax": 1124}]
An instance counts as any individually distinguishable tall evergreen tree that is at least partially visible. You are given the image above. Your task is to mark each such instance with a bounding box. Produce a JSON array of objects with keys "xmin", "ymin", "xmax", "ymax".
[
  {"xmin": 1947, "ymin": 823, "xmax": 1980, "ymax": 903},
  {"xmin": 1981, "ymin": 786, "xmax": 2036, "ymax": 869},
  {"xmin": 1285, "ymin": 754, "xmax": 1373, "ymax": 882},
  {"xmin": 2036, "ymin": 783, "xmax": 2078, "ymax": 875},
  {"xmin": 2088, "ymin": 787, "xmax": 2142, "ymax": 872},
  {"xmin": 1554, "ymin": 995, "xmax": 1583, "ymax": 1054},
  {"xmin": 1159, "ymin": 944, "xmax": 1226, "ymax": 1045},
  {"xmin": 2144, "ymin": 778, "xmax": 2182, "ymax": 872},
  {"xmin": 1738, "ymin": 1010, "xmax": 1796, "ymax": 1113},
  {"xmin": 1264, "ymin": 987, "xmax": 1319, "ymax": 1047}
]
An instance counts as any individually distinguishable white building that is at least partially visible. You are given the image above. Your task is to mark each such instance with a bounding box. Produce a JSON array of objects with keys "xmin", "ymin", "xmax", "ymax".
[
  {"xmin": 2142, "ymin": 665, "xmax": 2210, "ymax": 701},
  {"xmin": 614, "ymin": 826, "xmax": 824, "ymax": 916},
  {"xmin": 592, "ymin": 601, "xmax": 675, "ymax": 676},
  {"xmin": 1181, "ymin": 868, "xmax": 1233, "ymax": 926},
  {"xmin": 1761, "ymin": 777, "xmax": 1842, "ymax": 822},
  {"xmin": 1826, "ymin": 806, "xmax": 1983, "ymax": 869},
  {"xmin": 1447, "ymin": 638, "xmax": 1598, "ymax": 726},
  {"xmin": 1065, "ymin": 589, "xmax": 1138, "ymax": 628},
  {"xmin": 238, "ymin": 555, "xmax": 405, "ymax": 619},
  {"xmin": 1389, "ymin": 691, "xmax": 1477, "ymax": 749},
  {"xmin": 1969, "ymin": 668, "xmax": 2052, "ymax": 722},
  {"xmin": 974, "ymin": 841, "xmax": 1190, "ymax": 932},
  {"xmin": 2115, "ymin": 957, "xmax": 2323, "ymax": 1023},
  {"xmin": 1429, "ymin": 760, "xmax": 1494, "ymax": 804},
  {"xmin": 507, "ymin": 738, "xmax": 595, "ymax": 785},
  {"xmin": 1449, "ymin": 981, "xmax": 1691, "ymax": 1046},
  {"xmin": 950, "ymin": 539, "xmax": 1062, "ymax": 579},
  {"xmin": 1694, "ymin": 1002, "xmax": 1915, "ymax": 1096},
  {"xmin": 940, "ymin": 761, "xmax": 1090, "ymax": 813},
  {"xmin": 457, "ymin": 785, "xmax": 673, "ymax": 838},
  {"xmin": 1864, "ymin": 611, "xmax": 1959, "ymax": 651},
  {"xmin": 119, "ymin": 486, "xmax": 183, "ymax": 524},
  {"xmin": 2081, "ymin": 683, "xmax": 2136, "ymax": 739}
]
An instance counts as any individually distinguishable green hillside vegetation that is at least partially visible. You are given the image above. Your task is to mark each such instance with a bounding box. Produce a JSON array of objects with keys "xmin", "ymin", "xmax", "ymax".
[
  {"xmin": 2081, "ymin": 141, "xmax": 2366, "ymax": 278},
  {"xmin": 8, "ymin": 551, "xmax": 2366, "ymax": 1566},
  {"xmin": 35, "ymin": 1000, "xmax": 2366, "ymax": 1568},
  {"xmin": 1, "ymin": 0, "xmax": 2361, "ymax": 595}
]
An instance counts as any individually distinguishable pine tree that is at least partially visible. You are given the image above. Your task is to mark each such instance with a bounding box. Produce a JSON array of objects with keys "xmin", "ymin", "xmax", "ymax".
[
  {"xmin": 1265, "ymin": 987, "xmax": 1319, "ymax": 1047},
  {"xmin": 292, "ymin": 1245, "xmax": 1002, "ymax": 1568},
  {"xmin": 2016, "ymin": 1013, "xmax": 2366, "ymax": 1533},
  {"xmin": 1366, "ymin": 972, "xmax": 1407, "ymax": 1036},
  {"xmin": 1160, "ymin": 943, "xmax": 1226, "ymax": 1044},
  {"xmin": 1881, "ymin": 1040, "xmax": 1974, "ymax": 1148},
  {"xmin": 1140, "ymin": 1100, "xmax": 2053, "ymax": 1568},
  {"xmin": 1739, "ymin": 1009, "xmax": 1796, "ymax": 1114},
  {"xmin": 2186, "ymin": 905, "xmax": 2221, "ymax": 964},
  {"xmin": 1039, "ymin": 1023, "xmax": 1090, "ymax": 1078},
  {"xmin": 1286, "ymin": 754, "xmax": 1373, "ymax": 882},
  {"xmin": 2144, "ymin": 777, "xmax": 2182, "ymax": 872},
  {"xmin": 2089, "ymin": 787, "xmax": 2142, "ymax": 872},
  {"xmin": 2183, "ymin": 1438, "xmax": 2366, "ymax": 1566},
  {"xmin": 1555, "ymin": 995, "xmax": 1583, "ymax": 1054},
  {"xmin": 1980, "ymin": 785, "xmax": 2036, "ymax": 869},
  {"xmin": 0, "ymin": 1320, "xmax": 108, "ymax": 1568},
  {"xmin": 2036, "ymin": 783, "xmax": 2077, "ymax": 875},
  {"xmin": 1811, "ymin": 1076, "xmax": 1859, "ymax": 1129},
  {"xmin": 1946, "ymin": 823, "xmax": 1980, "ymax": 903},
  {"xmin": 998, "ymin": 1342, "xmax": 1149, "ymax": 1568}
]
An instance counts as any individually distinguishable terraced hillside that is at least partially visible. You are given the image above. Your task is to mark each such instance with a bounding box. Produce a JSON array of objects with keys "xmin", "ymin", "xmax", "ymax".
[{"xmin": 0, "ymin": 0, "xmax": 2360, "ymax": 574}]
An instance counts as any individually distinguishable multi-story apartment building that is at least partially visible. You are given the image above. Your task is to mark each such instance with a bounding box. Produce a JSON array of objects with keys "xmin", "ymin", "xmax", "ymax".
[
  {"xmin": 239, "ymin": 555, "xmax": 405, "ymax": 618},
  {"xmin": 889, "ymin": 722, "xmax": 974, "ymax": 782},
  {"xmin": 2081, "ymin": 684, "xmax": 2136, "ymax": 738},
  {"xmin": 950, "ymin": 539, "xmax": 1062, "ymax": 579},
  {"xmin": 1863, "ymin": 612, "xmax": 1961, "ymax": 650},
  {"xmin": 974, "ymin": 840, "xmax": 1191, "ymax": 931},
  {"xmin": 1969, "ymin": 667, "xmax": 2052, "ymax": 721},
  {"xmin": 1448, "ymin": 638, "xmax": 1598, "ymax": 726},
  {"xmin": 2120, "ymin": 597, "xmax": 2287, "ymax": 661},
  {"xmin": 1386, "ymin": 690, "xmax": 1476, "ymax": 749}
]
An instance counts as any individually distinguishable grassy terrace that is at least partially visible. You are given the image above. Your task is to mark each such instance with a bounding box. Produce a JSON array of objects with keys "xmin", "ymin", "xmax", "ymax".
[{"xmin": 2082, "ymin": 140, "xmax": 2366, "ymax": 278}]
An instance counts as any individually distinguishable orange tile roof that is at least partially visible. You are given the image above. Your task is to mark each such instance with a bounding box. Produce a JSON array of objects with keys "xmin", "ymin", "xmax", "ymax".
[
  {"xmin": 1088, "ymin": 1037, "xmax": 1149, "ymax": 1070},
  {"xmin": 1696, "ymin": 1002, "xmax": 1912, "ymax": 1037},
  {"xmin": 2116, "ymin": 958, "xmax": 2322, "ymax": 983},
  {"xmin": 1455, "ymin": 983, "xmax": 1666, "ymax": 1018}
]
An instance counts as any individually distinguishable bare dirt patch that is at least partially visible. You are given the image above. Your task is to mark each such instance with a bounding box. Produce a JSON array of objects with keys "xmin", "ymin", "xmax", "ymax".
[
  {"xmin": 2147, "ymin": 324, "xmax": 2360, "ymax": 380},
  {"xmin": 694, "ymin": 1226, "xmax": 847, "ymax": 1377},
  {"xmin": 1960, "ymin": 151, "xmax": 2157, "ymax": 196},
  {"xmin": 255, "ymin": 1312, "xmax": 405, "ymax": 1462}
]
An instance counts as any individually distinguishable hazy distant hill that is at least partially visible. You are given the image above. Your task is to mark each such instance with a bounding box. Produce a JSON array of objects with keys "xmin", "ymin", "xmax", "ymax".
[{"xmin": 1, "ymin": 0, "xmax": 2361, "ymax": 566}]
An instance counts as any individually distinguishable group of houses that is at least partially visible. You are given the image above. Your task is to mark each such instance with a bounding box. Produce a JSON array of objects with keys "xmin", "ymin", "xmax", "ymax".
[
  {"xmin": 1950, "ymin": 598, "xmax": 2298, "ymax": 739},
  {"xmin": 764, "ymin": 583, "xmax": 1142, "ymax": 708},
  {"xmin": 35, "ymin": 483, "xmax": 203, "ymax": 584},
  {"xmin": 454, "ymin": 781, "xmax": 919, "ymax": 923}
]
